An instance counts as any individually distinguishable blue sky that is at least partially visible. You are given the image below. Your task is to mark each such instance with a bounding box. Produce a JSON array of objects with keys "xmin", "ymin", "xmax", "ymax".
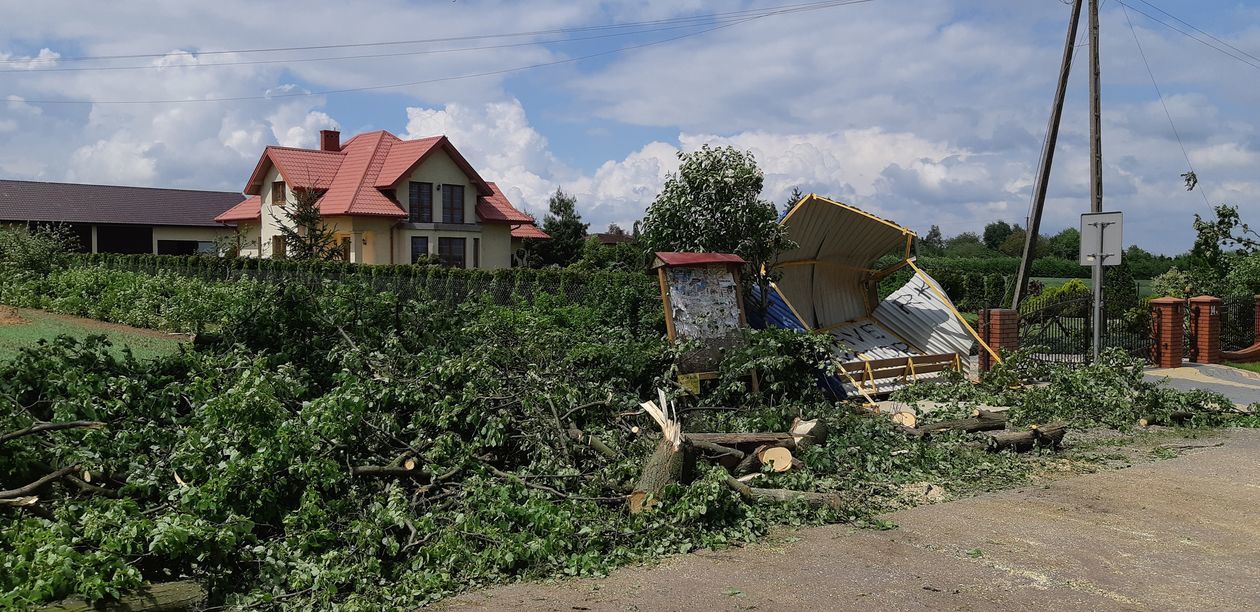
[{"xmin": 1, "ymin": 0, "xmax": 1258, "ymax": 254}]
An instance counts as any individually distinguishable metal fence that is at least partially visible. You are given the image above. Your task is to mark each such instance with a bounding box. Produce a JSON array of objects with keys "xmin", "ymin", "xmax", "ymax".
[
  {"xmin": 1219, "ymin": 296, "xmax": 1255, "ymax": 352},
  {"xmin": 1017, "ymin": 292, "xmax": 1152, "ymax": 364}
]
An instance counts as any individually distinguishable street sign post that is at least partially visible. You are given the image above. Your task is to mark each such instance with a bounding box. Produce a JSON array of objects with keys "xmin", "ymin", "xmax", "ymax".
[{"xmin": 1080, "ymin": 211, "xmax": 1123, "ymax": 361}]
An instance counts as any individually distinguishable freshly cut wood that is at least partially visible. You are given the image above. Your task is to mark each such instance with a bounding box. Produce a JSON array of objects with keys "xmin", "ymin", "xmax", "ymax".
[
  {"xmin": 686, "ymin": 438, "xmax": 745, "ymax": 460},
  {"xmin": 920, "ymin": 411, "xmax": 1008, "ymax": 434},
  {"xmin": 986, "ymin": 423, "xmax": 1068, "ymax": 452},
  {"xmin": 890, "ymin": 411, "xmax": 918, "ymax": 428},
  {"xmin": 1138, "ymin": 411, "xmax": 1193, "ymax": 428},
  {"xmin": 630, "ymin": 392, "xmax": 691, "ymax": 514},
  {"xmin": 756, "ymin": 446, "xmax": 793, "ymax": 472},
  {"xmin": 731, "ymin": 444, "xmax": 767, "ymax": 477},
  {"xmin": 789, "ymin": 417, "xmax": 829, "ymax": 449},
  {"xmin": 686, "ymin": 432, "xmax": 797, "ymax": 448},
  {"xmin": 724, "ymin": 476, "xmax": 844, "ymax": 510},
  {"xmin": 735, "ymin": 473, "xmax": 764, "ymax": 483},
  {"xmin": 567, "ymin": 422, "xmax": 618, "ymax": 459},
  {"xmin": 39, "ymin": 580, "xmax": 206, "ymax": 611},
  {"xmin": 0, "ymin": 496, "xmax": 38, "ymax": 507}
]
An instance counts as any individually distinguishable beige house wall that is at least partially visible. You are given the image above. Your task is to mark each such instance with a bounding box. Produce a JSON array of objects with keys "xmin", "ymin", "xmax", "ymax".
[{"xmin": 248, "ymin": 149, "xmax": 516, "ymax": 268}]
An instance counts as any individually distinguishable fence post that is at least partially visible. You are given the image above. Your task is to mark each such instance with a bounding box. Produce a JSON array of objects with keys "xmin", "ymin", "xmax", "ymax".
[
  {"xmin": 1188, "ymin": 295, "xmax": 1222, "ymax": 364},
  {"xmin": 1150, "ymin": 297, "xmax": 1184, "ymax": 369},
  {"xmin": 977, "ymin": 308, "xmax": 1018, "ymax": 372}
]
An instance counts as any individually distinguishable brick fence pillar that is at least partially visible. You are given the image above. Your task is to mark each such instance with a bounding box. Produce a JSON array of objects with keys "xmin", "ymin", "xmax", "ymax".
[
  {"xmin": 1189, "ymin": 295, "xmax": 1222, "ymax": 364},
  {"xmin": 1253, "ymin": 294, "xmax": 1260, "ymax": 345},
  {"xmin": 978, "ymin": 308, "xmax": 1019, "ymax": 372},
  {"xmin": 1150, "ymin": 297, "xmax": 1184, "ymax": 369}
]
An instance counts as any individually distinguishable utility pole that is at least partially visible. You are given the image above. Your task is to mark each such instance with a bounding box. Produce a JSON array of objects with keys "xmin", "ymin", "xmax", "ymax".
[
  {"xmin": 1012, "ymin": 0, "xmax": 1083, "ymax": 310},
  {"xmin": 1088, "ymin": 0, "xmax": 1105, "ymax": 359}
]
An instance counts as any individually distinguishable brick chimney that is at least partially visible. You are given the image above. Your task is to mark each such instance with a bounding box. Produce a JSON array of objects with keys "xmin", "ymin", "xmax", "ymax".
[{"xmin": 319, "ymin": 129, "xmax": 340, "ymax": 152}]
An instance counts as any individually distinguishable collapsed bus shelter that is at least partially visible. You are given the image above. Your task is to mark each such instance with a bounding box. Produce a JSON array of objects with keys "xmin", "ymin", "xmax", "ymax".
[{"xmin": 765, "ymin": 194, "xmax": 1000, "ymax": 401}]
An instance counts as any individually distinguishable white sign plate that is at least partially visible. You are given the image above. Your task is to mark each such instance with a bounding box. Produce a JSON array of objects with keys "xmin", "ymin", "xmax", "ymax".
[{"xmin": 1079, "ymin": 211, "xmax": 1123, "ymax": 267}]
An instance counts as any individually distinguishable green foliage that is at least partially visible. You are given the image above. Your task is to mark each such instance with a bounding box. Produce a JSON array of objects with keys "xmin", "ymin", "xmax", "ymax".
[
  {"xmin": 982, "ymin": 221, "xmax": 1014, "ymax": 251},
  {"xmin": 896, "ymin": 348, "xmax": 1242, "ymax": 430},
  {"xmin": 534, "ymin": 188, "xmax": 590, "ymax": 268},
  {"xmin": 639, "ymin": 145, "xmax": 796, "ymax": 318},
  {"xmin": 712, "ymin": 328, "xmax": 836, "ymax": 407},
  {"xmin": 1223, "ymin": 252, "xmax": 1260, "ymax": 297},
  {"xmin": 0, "ymin": 224, "xmax": 78, "ymax": 277},
  {"xmin": 271, "ymin": 185, "xmax": 344, "ymax": 261},
  {"xmin": 919, "ymin": 225, "xmax": 945, "ymax": 256},
  {"xmin": 1043, "ymin": 228, "xmax": 1081, "ymax": 261},
  {"xmin": 572, "ymin": 236, "xmax": 645, "ymax": 272}
]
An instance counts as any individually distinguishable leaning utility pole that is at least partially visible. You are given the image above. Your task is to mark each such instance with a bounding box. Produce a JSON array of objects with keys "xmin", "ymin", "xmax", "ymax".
[
  {"xmin": 1011, "ymin": 0, "xmax": 1083, "ymax": 310},
  {"xmin": 1087, "ymin": 0, "xmax": 1105, "ymax": 358}
]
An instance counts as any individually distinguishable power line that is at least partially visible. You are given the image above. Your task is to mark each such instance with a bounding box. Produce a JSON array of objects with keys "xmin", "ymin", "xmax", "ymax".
[
  {"xmin": 1120, "ymin": 1, "xmax": 1212, "ymax": 210},
  {"xmin": 1116, "ymin": 1, "xmax": 1260, "ymax": 71},
  {"xmin": 15, "ymin": 0, "xmax": 873, "ymax": 105},
  {"xmin": 0, "ymin": 0, "xmax": 859, "ymax": 66},
  {"xmin": 0, "ymin": 21, "xmax": 738, "ymax": 74},
  {"xmin": 1132, "ymin": 0, "xmax": 1260, "ymax": 65}
]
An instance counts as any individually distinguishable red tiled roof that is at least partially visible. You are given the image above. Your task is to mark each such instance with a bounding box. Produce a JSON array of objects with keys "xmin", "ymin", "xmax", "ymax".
[
  {"xmin": 476, "ymin": 182, "xmax": 532, "ymax": 224},
  {"xmin": 0, "ymin": 179, "xmax": 244, "ymax": 227},
  {"xmin": 653, "ymin": 252, "xmax": 746, "ymax": 267},
  {"xmin": 214, "ymin": 195, "xmax": 261, "ymax": 222},
  {"xmin": 239, "ymin": 130, "xmax": 515, "ymax": 220},
  {"xmin": 511, "ymin": 224, "xmax": 550, "ymax": 240}
]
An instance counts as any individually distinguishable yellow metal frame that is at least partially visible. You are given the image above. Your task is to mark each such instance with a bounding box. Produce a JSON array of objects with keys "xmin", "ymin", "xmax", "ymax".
[{"xmin": 781, "ymin": 193, "xmax": 918, "ymax": 237}]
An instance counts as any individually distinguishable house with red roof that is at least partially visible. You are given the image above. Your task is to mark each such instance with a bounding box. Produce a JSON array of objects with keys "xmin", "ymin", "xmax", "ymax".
[{"xmin": 216, "ymin": 129, "xmax": 547, "ymax": 267}]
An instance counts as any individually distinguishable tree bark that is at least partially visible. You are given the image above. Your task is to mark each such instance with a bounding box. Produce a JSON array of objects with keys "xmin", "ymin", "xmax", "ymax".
[
  {"xmin": 686, "ymin": 432, "xmax": 797, "ymax": 448},
  {"xmin": 0, "ymin": 465, "xmax": 79, "ymax": 499},
  {"xmin": 39, "ymin": 580, "xmax": 206, "ymax": 611},
  {"xmin": 0, "ymin": 421, "xmax": 105, "ymax": 444},
  {"xmin": 1138, "ymin": 411, "xmax": 1193, "ymax": 428},
  {"xmin": 686, "ymin": 438, "xmax": 745, "ymax": 460},
  {"xmin": 920, "ymin": 411, "xmax": 1008, "ymax": 434},
  {"xmin": 567, "ymin": 422, "xmax": 618, "ymax": 459},
  {"xmin": 629, "ymin": 437, "xmax": 693, "ymax": 513},
  {"xmin": 350, "ymin": 465, "xmax": 418, "ymax": 477},
  {"xmin": 986, "ymin": 423, "xmax": 1068, "ymax": 452},
  {"xmin": 724, "ymin": 476, "xmax": 844, "ymax": 510},
  {"xmin": 789, "ymin": 417, "xmax": 828, "ymax": 449}
]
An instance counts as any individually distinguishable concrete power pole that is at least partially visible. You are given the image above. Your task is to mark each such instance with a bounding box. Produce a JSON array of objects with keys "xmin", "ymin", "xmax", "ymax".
[{"xmin": 1011, "ymin": 0, "xmax": 1084, "ymax": 310}]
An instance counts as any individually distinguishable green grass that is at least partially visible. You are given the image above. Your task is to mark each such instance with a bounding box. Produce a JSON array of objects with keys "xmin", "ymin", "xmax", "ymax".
[
  {"xmin": 1226, "ymin": 361, "xmax": 1260, "ymax": 375},
  {"xmin": 1033, "ymin": 277, "xmax": 1156, "ymax": 299},
  {"xmin": 0, "ymin": 309, "xmax": 185, "ymax": 361}
]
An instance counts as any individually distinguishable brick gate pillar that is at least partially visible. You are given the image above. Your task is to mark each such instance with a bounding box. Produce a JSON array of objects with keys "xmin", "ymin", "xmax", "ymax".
[
  {"xmin": 978, "ymin": 308, "xmax": 1019, "ymax": 372},
  {"xmin": 1150, "ymin": 297, "xmax": 1184, "ymax": 369},
  {"xmin": 1188, "ymin": 296, "xmax": 1222, "ymax": 364}
]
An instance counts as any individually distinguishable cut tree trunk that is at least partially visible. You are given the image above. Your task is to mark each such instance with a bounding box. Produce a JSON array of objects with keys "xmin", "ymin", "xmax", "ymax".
[
  {"xmin": 756, "ymin": 446, "xmax": 794, "ymax": 472},
  {"xmin": 724, "ymin": 476, "xmax": 844, "ymax": 510},
  {"xmin": 788, "ymin": 418, "xmax": 829, "ymax": 449},
  {"xmin": 686, "ymin": 432, "xmax": 797, "ymax": 448},
  {"xmin": 629, "ymin": 437, "xmax": 693, "ymax": 513},
  {"xmin": 1138, "ymin": 411, "xmax": 1193, "ymax": 428},
  {"xmin": 890, "ymin": 411, "xmax": 918, "ymax": 429},
  {"xmin": 920, "ymin": 411, "xmax": 1008, "ymax": 434},
  {"xmin": 687, "ymin": 438, "xmax": 745, "ymax": 460},
  {"xmin": 986, "ymin": 423, "xmax": 1068, "ymax": 452},
  {"xmin": 39, "ymin": 580, "xmax": 206, "ymax": 611}
]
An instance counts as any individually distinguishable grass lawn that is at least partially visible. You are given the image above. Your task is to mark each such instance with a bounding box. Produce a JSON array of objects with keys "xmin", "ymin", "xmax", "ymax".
[
  {"xmin": 0, "ymin": 308, "xmax": 186, "ymax": 361},
  {"xmin": 1033, "ymin": 277, "xmax": 1156, "ymax": 299},
  {"xmin": 1226, "ymin": 361, "xmax": 1260, "ymax": 375}
]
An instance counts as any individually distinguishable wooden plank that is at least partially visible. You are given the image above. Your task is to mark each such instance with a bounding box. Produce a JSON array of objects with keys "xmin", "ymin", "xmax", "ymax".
[{"xmin": 658, "ymin": 267, "xmax": 676, "ymax": 342}]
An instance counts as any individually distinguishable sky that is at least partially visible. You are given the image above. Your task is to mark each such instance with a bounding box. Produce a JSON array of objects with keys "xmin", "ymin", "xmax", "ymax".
[{"xmin": 1, "ymin": 0, "xmax": 1257, "ymax": 255}]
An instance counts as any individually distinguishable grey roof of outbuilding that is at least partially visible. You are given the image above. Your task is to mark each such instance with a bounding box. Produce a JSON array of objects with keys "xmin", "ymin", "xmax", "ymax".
[{"xmin": 0, "ymin": 179, "xmax": 245, "ymax": 228}]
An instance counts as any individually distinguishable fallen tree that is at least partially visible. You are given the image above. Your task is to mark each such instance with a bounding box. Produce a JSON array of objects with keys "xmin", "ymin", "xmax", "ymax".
[
  {"xmin": 986, "ymin": 423, "xmax": 1068, "ymax": 452},
  {"xmin": 920, "ymin": 410, "xmax": 1007, "ymax": 434}
]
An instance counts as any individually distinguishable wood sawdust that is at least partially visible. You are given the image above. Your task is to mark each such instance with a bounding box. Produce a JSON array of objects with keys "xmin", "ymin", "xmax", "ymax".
[{"xmin": 0, "ymin": 306, "xmax": 27, "ymax": 327}]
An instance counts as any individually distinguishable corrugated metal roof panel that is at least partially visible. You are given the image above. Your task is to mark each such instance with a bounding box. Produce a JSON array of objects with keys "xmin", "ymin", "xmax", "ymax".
[{"xmin": 873, "ymin": 271, "xmax": 974, "ymax": 357}]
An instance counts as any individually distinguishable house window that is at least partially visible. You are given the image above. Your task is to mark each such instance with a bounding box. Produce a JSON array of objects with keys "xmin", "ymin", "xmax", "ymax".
[
  {"xmin": 410, "ymin": 236, "xmax": 429, "ymax": 263},
  {"xmin": 272, "ymin": 181, "xmax": 286, "ymax": 206},
  {"xmin": 438, "ymin": 237, "xmax": 465, "ymax": 268},
  {"xmin": 442, "ymin": 184, "xmax": 464, "ymax": 224},
  {"xmin": 340, "ymin": 237, "xmax": 352, "ymax": 261},
  {"xmin": 473, "ymin": 237, "xmax": 480, "ymax": 268},
  {"xmin": 408, "ymin": 182, "xmax": 432, "ymax": 223},
  {"xmin": 271, "ymin": 235, "xmax": 287, "ymax": 259}
]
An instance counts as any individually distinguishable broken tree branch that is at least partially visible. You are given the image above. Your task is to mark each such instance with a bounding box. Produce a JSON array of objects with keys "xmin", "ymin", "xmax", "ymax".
[
  {"xmin": 920, "ymin": 411, "xmax": 1008, "ymax": 434},
  {"xmin": 0, "ymin": 465, "xmax": 80, "ymax": 499},
  {"xmin": 0, "ymin": 421, "xmax": 105, "ymax": 444},
  {"xmin": 567, "ymin": 422, "xmax": 618, "ymax": 459},
  {"xmin": 986, "ymin": 423, "xmax": 1067, "ymax": 452},
  {"xmin": 723, "ymin": 476, "xmax": 844, "ymax": 510}
]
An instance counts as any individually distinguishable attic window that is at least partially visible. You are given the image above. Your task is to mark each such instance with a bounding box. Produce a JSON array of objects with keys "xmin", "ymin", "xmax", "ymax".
[{"xmin": 272, "ymin": 181, "xmax": 287, "ymax": 206}]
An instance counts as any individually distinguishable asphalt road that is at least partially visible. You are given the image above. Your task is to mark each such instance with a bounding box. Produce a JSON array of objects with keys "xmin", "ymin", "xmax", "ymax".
[{"xmin": 442, "ymin": 428, "xmax": 1260, "ymax": 611}]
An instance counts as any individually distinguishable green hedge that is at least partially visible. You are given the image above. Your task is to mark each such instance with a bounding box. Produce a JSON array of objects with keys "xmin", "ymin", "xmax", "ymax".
[{"xmin": 878, "ymin": 256, "xmax": 1090, "ymax": 279}]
